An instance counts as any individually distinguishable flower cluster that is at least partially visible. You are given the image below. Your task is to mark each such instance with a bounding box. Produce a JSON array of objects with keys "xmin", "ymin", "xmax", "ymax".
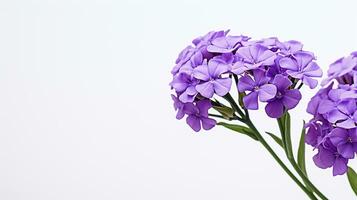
[
  {"xmin": 170, "ymin": 30, "xmax": 322, "ymax": 131},
  {"xmin": 306, "ymin": 52, "xmax": 357, "ymax": 176}
]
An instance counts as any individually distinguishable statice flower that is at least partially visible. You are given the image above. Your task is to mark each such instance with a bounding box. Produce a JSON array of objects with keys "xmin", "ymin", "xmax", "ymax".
[
  {"xmin": 306, "ymin": 52, "xmax": 357, "ymax": 176},
  {"xmin": 170, "ymin": 30, "xmax": 322, "ymax": 131}
]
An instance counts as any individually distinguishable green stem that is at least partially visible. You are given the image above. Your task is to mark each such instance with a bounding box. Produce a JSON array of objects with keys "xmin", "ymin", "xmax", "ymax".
[
  {"xmin": 276, "ymin": 117, "xmax": 328, "ymax": 200},
  {"xmin": 223, "ymin": 93, "xmax": 245, "ymax": 118},
  {"xmin": 245, "ymin": 119, "xmax": 318, "ymax": 200},
  {"xmin": 289, "ymin": 158, "xmax": 328, "ymax": 200}
]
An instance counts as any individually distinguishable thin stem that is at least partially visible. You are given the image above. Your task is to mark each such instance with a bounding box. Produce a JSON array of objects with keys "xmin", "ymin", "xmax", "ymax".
[
  {"xmin": 245, "ymin": 119, "xmax": 318, "ymax": 200},
  {"xmin": 208, "ymin": 113, "xmax": 226, "ymax": 119}
]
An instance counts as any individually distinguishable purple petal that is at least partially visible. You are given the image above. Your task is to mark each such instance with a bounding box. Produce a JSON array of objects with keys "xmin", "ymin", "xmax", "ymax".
[
  {"xmin": 329, "ymin": 128, "xmax": 348, "ymax": 146},
  {"xmin": 196, "ymin": 82, "xmax": 214, "ymax": 98},
  {"xmin": 265, "ymin": 100, "xmax": 284, "ymax": 118},
  {"xmin": 295, "ymin": 52, "xmax": 314, "ymax": 68},
  {"xmin": 208, "ymin": 59, "xmax": 230, "ymax": 78},
  {"xmin": 231, "ymin": 61, "xmax": 247, "ymax": 75},
  {"xmin": 317, "ymin": 100, "xmax": 335, "ymax": 114},
  {"xmin": 303, "ymin": 62, "xmax": 323, "ymax": 77},
  {"xmin": 243, "ymin": 92, "xmax": 259, "ymax": 110},
  {"xmin": 196, "ymin": 99, "xmax": 212, "ymax": 117},
  {"xmin": 201, "ymin": 117, "xmax": 216, "ymax": 130},
  {"xmin": 253, "ymin": 69, "xmax": 269, "ymax": 85},
  {"xmin": 332, "ymin": 157, "xmax": 348, "ymax": 176},
  {"xmin": 186, "ymin": 115, "xmax": 201, "ymax": 132},
  {"xmin": 237, "ymin": 75, "xmax": 255, "ymax": 92},
  {"xmin": 213, "ymin": 78, "xmax": 232, "ymax": 96},
  {"xmin": 313, "ymin": 147, "xmax": 335, "ymax": 169},
  {"xmin": 279, "ymin": 57, "xmax": 298, "ymax": 70},
  {"xmin": 193, "ymin": 64, "xmax": 210, "ymax": 81},
  {"xmin": 273, "ymin": 74, "xmax": 292, "ymax": 91},
  {"xmin": 305, "ymin": 125, "xmax": 319, "ymax": 146},
  {"xmin": 302, "ymin": 76, "xmax": 318, "ymax": 89},
  {"xmin": 258, "ymin": 84, "xmax": 277, "ymax": 102},
  {"xmin": 337, "ymin": 118, "xmax": 356, "ymax": 129},
  {"xmin": 282, "ymin": 89, "xmax": 302, "ymax": 109},
  {"xmin": 337, "ymin": 143, "xmax": 355, "ymax": 159},
  {"xmin": 236, "ymin": 46, "xmax": 254, "ymax": 61}
]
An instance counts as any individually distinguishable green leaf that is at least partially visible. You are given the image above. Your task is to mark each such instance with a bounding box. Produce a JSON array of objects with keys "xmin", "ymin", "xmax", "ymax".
[
  {"xmin": 217, "ymin": 122, "xmax": 258, "ymax": 141},
  {"xmin": 265, "ymin": 132, "xmax": 283, "ymax": 148},
  {"xmin": 297, "ymin": 121, "xmax": 307, "ymax": 175},
  {"xmin": 297, "ymin": 121, "xmax": 312, "ymax": 192},
  {"xmin": 284, "ymin": 112, "xmax": 294, "ymax": 159},
  {"xmin": 347, "ymin": 167, "xmax": 357, "ymax": 196},
  {"xmin": 213, "ymin": 106, "xmax": 235, "ymax": 120}
]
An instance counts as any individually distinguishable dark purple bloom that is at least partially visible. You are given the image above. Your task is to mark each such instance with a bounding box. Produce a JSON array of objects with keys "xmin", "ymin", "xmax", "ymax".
[
  {"xmin": 313, "ymin": 142, "xmax": 349, "ymax": 176},
  {"xmin": 207, "ymin": 35, "xmax": 249, "ymax": 53},
  {"xmin": 265, "ymin": 75, "xmax": 302, "ymax": 118},
  {"xmin": 233, "ymin": 44, "xmax": 277, "ymax": 74},
  {"xmin": 279, "ymin": 52, "xmax": 322, "ymax": 89},
  {"xmin": 185, "ymin": 99, "xmax": 216, "ymax": 132},
  {"xmin": 193, "ymin": 59, "xmax": 232, "ymax": 98},
  {"xmin": 329, "ymin": 128, "xmax": 357, "ymax": 159},
  {"xmin": 238, "ymin": 70, "xmax": 277, "ymax": 110}
]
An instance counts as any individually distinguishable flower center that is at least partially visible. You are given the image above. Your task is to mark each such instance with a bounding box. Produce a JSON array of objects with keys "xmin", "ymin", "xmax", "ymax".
[
  {"xmin": 276, "ymin": 91, "xmax": 283, "ymax": 99},
  {"xmin": 254, "ymin": 86, "xmax": 259, "ymax": 91},
  {"xmin": 347, "ymin": 137, "xmax": 353, "ymax": 143}
]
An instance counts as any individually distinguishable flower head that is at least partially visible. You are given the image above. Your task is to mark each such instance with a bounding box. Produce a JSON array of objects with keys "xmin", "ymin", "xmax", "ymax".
[
  {"xmin": 306, "ymin": 51, "xmax": 357, "ymax": 176},
  {"xmin": 170, "ymin": 30, "xmax": 321, "ymax": 132},
  {"xmin": 279, "ymin": 52, "xmax": 322, "ymax": 89}
]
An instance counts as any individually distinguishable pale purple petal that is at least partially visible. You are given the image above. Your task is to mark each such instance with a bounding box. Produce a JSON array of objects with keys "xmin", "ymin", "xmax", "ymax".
[
  {"xmin": 193, "ymin": 64, "xmax": 210, "ymax": 81},
  {"xmin": 258, "ymin": 84, "xmax": 277, "ymax": 102},
  {"xmin": 213, "ymin": 78, "xmax": 232, "ymax": 96},
  {"xmin": 196, "ymin": 82, "xmax": 214, "ymax": 98},
  {"xmin": 279, "ymin": 57, "xmax": 298, "ymax": 70}
]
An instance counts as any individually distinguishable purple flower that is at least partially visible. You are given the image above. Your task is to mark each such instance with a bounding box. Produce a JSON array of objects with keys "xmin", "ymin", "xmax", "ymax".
[
  {"xmin": 171, "ymin": 94, "xmax": 188, "ymax": 120},
  {"xmin": 279, "ymin": 52, "xmax": 322, "ymax": 89},
  {"xmin": 329, "ymin": 128, "xmax": 357, "ymax": 159},
  {"xmin": 232, "ymin": 44, "xmax": 277, "ymax": 74},
  {"xmin": 185, "ymin": 99, "xmax": 216, "ymax": 132},
  {"xmin": 207, "ymin": 35, "xmax": 249, "ymax": 53},
  {"xmin": 306, "ymin": 52, "xmax": 357, "ymax": 176},
  {"xmin": 277, "ymin": 40, "xmax": 303, "ymax": 56},
  {"xmin": 238, "ymin": 70, "xmax": 277, "ymax": 110},
  {"xmin": 193, "ymin": 59, "xmax": 232, "ymax": 98},
  {"xmin": 170, "ymin": 72, "xmax": 198, "ymax": 103},
  {"xmin": 306, "ymin": 83, "xmax": 333, "ymax": 116},
  {"xmin": 321, "ymin": 54, "xmax": 357, "ymax": 86},
  {"xmin": 313, "ymin": 142, "xmax": 349, "ymax": 176},
  {"xmin": 265, "ymin": 75, "xmax": 302, "ymax": 118}
]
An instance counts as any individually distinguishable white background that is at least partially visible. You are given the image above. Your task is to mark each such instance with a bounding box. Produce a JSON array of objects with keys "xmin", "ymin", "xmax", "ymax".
[{"xmin": 0, "ymin": 0, "xmax": 357, "ymax": 199}]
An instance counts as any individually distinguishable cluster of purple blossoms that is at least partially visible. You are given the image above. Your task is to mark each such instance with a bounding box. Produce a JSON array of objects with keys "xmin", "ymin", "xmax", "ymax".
[
  {"xmin": 170, "ymin": 30, "xmax": 322, "ymax": 131},
  {"xmin": 306, "ymin": 52, "xmax": 357, "ymax": 176}
]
